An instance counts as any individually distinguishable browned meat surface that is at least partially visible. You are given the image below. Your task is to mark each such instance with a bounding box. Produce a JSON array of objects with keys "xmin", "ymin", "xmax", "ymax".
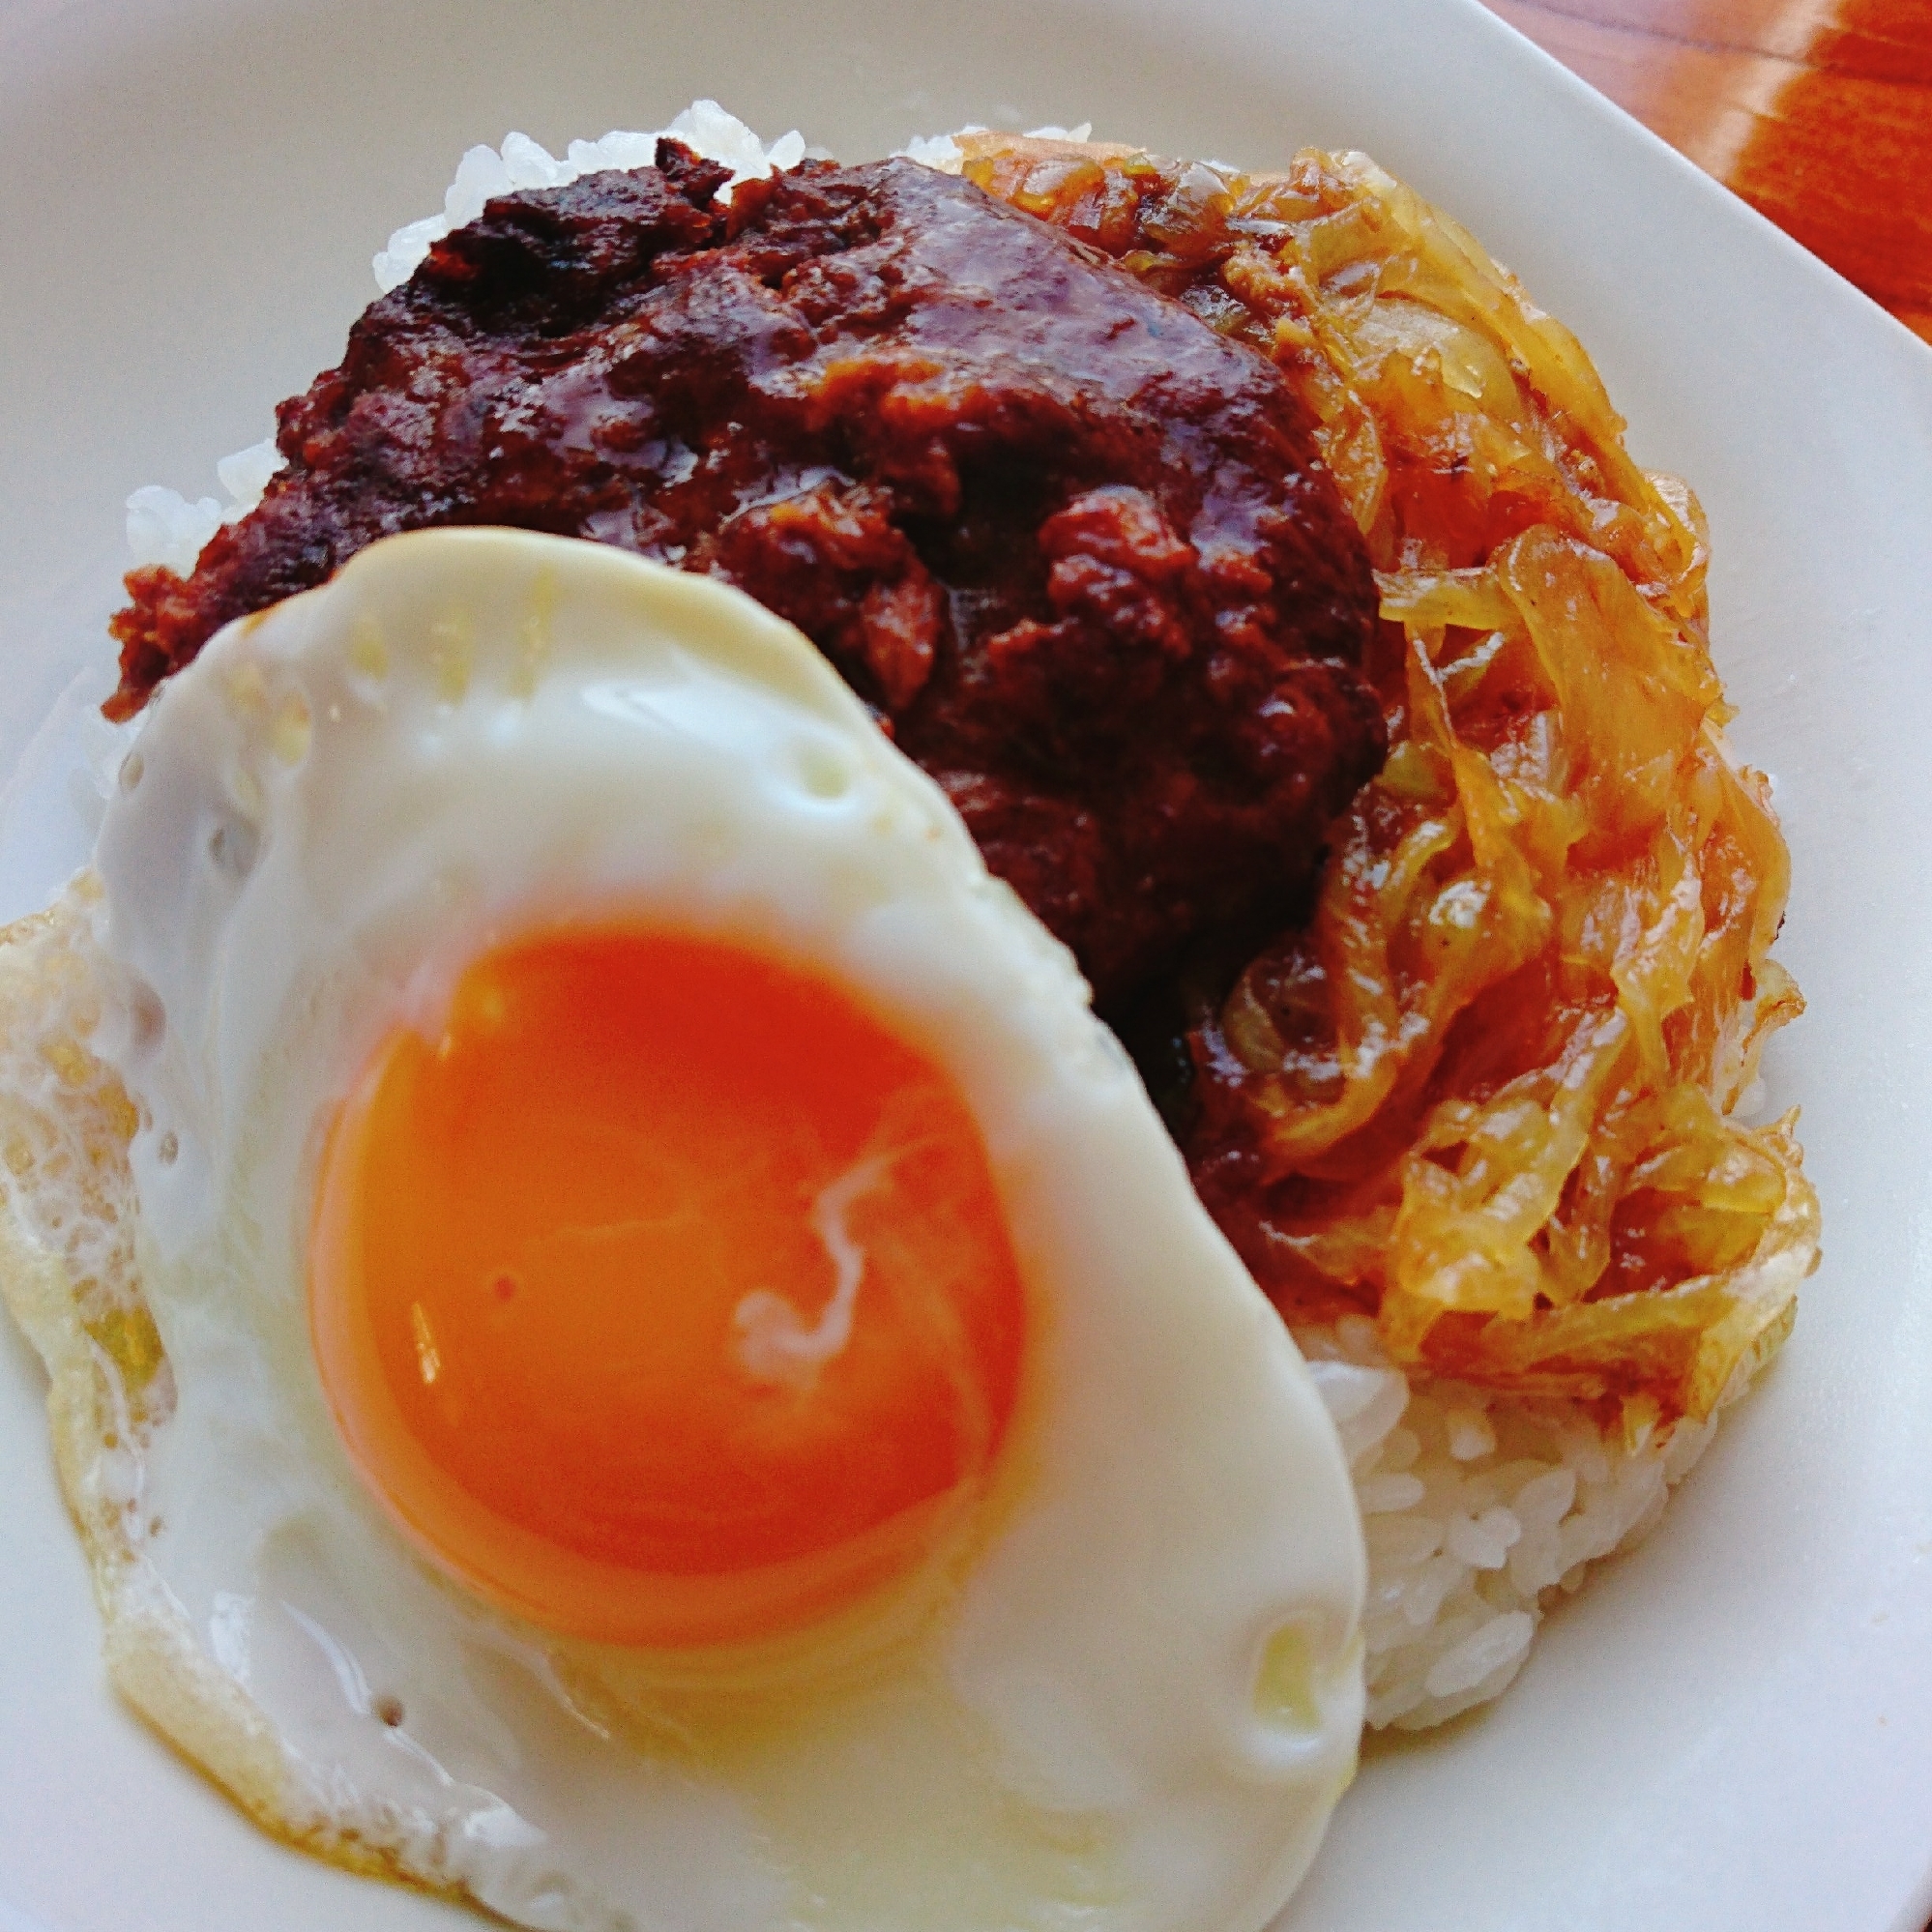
[{"xmin": 109, "ymin": 144, "xmax": 1383, "ymax": 1009}]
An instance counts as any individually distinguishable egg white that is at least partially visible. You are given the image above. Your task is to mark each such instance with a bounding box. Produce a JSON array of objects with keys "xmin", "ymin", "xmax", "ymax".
[{"xmin": 57, "ymin": 527, "xmax": 1365, "ymax": 1932}]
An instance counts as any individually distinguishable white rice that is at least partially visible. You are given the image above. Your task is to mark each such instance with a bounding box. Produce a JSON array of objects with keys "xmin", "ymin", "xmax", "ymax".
[
  {"xmin": 1299, "ymin": 1314, "xmax": 1723, "ymax": 1729},
  {"xmin": 125, "ymin": 436, "xmax": 283, "ymax": 576},
  {"xmin": 118, "ymin": 106, "xmax": 1744, "ymax": 1733},
  {"xmin": 369, "ymin": 101, "xmax": 811, "ymax": 292}
]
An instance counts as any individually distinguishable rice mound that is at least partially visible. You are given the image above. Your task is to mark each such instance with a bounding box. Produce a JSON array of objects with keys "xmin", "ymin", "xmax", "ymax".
[{"xmin": 10, "ymin": 111, "xmax": 1810, "ymax": 1859}]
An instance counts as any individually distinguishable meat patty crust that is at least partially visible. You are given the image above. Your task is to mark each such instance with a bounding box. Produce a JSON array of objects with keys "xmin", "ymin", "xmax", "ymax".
[{"xmin": 111, "ymin": 141, "xmax": 1384, "ymax": 1007}]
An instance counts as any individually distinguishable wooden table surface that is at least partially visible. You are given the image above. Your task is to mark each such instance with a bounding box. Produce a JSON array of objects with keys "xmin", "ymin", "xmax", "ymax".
[{"xmin": 1479, "ymin": 0, "xmax": 1932, "ymax": 341}]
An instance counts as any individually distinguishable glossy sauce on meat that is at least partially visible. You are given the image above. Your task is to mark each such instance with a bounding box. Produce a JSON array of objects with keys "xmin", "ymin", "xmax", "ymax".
[{"xmin": 111, "ymin": 143, "xmax": 1383, "ymax": 1010}]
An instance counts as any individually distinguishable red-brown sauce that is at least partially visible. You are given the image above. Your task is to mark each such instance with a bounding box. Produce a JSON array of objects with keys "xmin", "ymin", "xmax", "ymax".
[{"xmin": 109, "ymin": 144, "xmax": 1383, "ymax": 1011}]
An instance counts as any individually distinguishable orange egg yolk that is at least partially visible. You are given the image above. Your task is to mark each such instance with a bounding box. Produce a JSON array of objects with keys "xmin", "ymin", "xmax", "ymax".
[{"xmin": 308, "ymin": 926, "xmax": 1026, "ymax": 1649}]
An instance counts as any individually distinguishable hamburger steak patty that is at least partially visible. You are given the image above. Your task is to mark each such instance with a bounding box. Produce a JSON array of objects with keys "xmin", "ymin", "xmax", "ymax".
[{"xmin": 111, "ymin": 142, "xmax": 1385, "ymax": 1009}]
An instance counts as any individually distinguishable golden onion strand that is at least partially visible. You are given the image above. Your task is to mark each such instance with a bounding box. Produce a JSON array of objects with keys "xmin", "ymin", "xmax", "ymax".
[{"xmin": 965, "ymin": 133, "xmax": 1819, "ymax": 1436}]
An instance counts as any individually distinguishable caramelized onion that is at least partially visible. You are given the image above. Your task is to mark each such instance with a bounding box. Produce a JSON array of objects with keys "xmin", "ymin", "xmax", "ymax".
[{"xmin": 965, "ymin": 134, "xmax": 1818, "ymax": 1434}]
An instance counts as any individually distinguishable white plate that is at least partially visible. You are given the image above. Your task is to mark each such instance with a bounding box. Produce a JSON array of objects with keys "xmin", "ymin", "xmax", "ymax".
[{"xmin": 3, "ymin": 1, "xmax": 1931, "ymax": 1926}]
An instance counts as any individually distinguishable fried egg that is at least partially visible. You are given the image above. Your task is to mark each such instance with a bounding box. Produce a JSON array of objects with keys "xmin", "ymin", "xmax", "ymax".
[{"xmin": 12, "ymin": 527, "xmax": 1363, "ymax": 1932}]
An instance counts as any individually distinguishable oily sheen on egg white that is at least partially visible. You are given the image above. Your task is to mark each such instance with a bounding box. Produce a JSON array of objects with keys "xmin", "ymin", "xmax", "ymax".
[{"xmin": 73, "ymin": 528, "xmax": 1364, "ymax": 1932}]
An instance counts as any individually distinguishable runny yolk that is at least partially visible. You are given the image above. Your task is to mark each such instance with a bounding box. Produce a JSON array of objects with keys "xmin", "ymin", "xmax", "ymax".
[{"xmin": 307, "ymin": 926, "xmax": 1027, "ymax": 1649}]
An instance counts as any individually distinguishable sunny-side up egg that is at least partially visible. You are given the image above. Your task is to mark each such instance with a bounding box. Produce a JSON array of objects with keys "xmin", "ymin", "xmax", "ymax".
[{"xmin": 86, "ymin": 526, "xmax": 1365, "ymax": 1932}]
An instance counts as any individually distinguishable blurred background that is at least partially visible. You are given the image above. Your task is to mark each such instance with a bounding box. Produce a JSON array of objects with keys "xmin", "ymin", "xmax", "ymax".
[{"xmin": 1479, "ymin": 0, "xmax": 1931, "ymax": 342}]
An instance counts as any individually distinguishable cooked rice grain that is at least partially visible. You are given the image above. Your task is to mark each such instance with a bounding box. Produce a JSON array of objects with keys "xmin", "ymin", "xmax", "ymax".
[{"xmin": 1301, "ymin": 1313, "xmax": 1725, "ymax": 1728}]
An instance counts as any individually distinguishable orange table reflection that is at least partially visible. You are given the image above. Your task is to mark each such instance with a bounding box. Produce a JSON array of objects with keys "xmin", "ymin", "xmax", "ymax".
[{"xmin": 1482, "ymin": 0, "xmax": 1932, "ymax": 341}]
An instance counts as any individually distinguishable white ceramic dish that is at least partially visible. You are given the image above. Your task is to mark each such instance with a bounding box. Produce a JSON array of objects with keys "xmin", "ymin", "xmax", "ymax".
[{"xmin": 3, "ymin": 0, "xmax": 1930, "ymax": 1926}]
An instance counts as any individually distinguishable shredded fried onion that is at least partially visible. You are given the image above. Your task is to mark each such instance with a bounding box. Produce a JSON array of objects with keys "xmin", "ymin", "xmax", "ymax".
[{"xmin": 963, "ymin": 134, "xmax": 1818, "ymax": 1437}]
